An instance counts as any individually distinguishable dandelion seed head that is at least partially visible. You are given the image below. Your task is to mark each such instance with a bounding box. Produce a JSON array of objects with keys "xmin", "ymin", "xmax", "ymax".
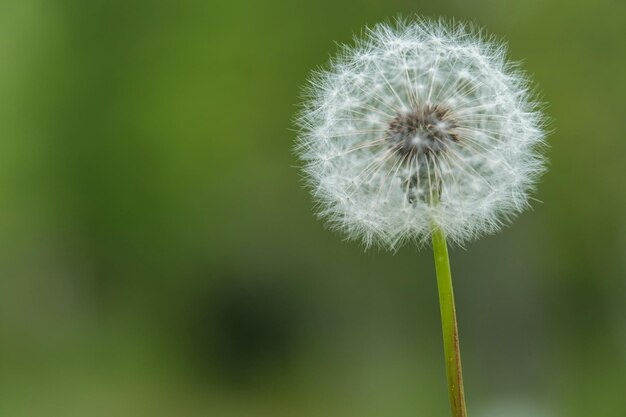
[{"xmin": 296, "ymin": 17, "xmax": 548, "ymax": 250}]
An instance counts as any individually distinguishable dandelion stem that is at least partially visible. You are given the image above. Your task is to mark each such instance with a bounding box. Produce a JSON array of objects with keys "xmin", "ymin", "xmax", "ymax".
[{"xmin": 432, "ymin": 225, "xmax": 468, "ymax": 417}]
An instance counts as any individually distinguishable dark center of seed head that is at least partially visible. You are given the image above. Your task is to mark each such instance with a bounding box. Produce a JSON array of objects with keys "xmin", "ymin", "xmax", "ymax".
[{"xmin": 386, "ymin": 105, "xmax": 459, "ymax": 159}]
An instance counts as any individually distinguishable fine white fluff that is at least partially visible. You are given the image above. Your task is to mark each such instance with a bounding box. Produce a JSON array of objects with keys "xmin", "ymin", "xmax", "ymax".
[{"xmin": 295, "ymin": 18, "xmax": 547, "ymax": 250}]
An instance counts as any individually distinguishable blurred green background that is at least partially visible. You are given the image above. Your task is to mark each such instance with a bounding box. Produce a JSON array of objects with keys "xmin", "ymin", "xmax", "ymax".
[{"xmin": 1, "ymin": 0, "xmax": 625, "ymax": 416}]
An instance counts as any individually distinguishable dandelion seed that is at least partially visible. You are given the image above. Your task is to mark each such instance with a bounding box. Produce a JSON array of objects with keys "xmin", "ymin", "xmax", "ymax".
[{"xmin": 295, "ymin": 18, "xmax": 547, "ymax": 250}]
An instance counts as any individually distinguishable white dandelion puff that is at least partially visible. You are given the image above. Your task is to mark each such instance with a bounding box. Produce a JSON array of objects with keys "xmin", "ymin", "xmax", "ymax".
[{"xmin": 295, "ymin": 18, "xmax": 547, "ymax": 250}]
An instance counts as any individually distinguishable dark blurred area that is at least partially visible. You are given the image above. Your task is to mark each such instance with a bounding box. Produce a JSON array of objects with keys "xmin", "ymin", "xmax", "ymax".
[{"xmin": 0, "ymin": 0, "xmax": 625, "ymax": 416}]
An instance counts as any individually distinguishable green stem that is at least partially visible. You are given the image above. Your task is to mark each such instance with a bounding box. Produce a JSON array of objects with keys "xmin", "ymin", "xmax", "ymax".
[{"xmin": 431, "ymin": 225, "xmax": 467, "ymax": 417}]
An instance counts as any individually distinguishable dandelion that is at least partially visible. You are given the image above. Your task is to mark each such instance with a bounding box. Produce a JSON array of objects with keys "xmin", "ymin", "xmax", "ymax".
[{"xmin": 295, "ymin": 17, "xmax": 547, "ymax": 417}]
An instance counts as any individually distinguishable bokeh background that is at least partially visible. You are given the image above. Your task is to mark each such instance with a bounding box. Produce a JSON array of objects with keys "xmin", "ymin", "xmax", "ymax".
[{"xmin": 1, "ymin": 0, "xmax": 625, "ymax": 416}]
